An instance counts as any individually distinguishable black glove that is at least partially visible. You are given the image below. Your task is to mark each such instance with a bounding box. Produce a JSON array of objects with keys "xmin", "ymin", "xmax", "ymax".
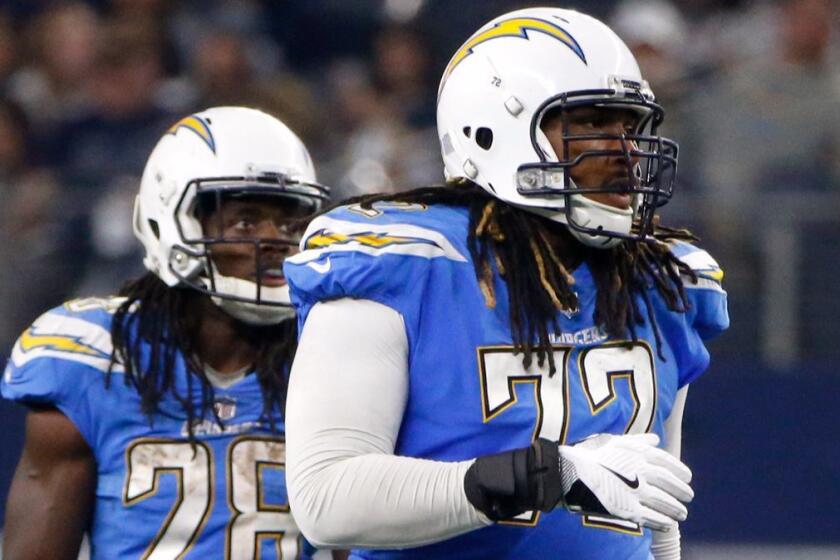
[{"xmin": 463, "ymin": 439, "xmax": 565, "ymax": 521}]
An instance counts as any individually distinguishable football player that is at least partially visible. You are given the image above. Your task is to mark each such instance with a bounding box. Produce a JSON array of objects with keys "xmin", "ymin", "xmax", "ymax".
[
  {"xmin": 1, "ymin": 107, "xmax": 338, "ymax": 559},
  {"xmin": 283, "ymin": 8, "xmax": 728, "ymax": 560}
]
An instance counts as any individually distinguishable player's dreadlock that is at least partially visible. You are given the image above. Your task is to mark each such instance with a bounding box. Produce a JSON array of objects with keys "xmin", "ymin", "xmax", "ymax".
[
  {"xmin": 339, "ymin": 181, "xmax": 697, "ymax": 375},
  {"xmin": 107, "ymin": 274, "xmax": 294, "ymax": 440}
]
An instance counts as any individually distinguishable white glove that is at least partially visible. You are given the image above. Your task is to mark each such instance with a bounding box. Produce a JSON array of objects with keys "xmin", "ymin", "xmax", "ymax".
[{"xmin": 558, "ymin": 433, "xmax": 694, "ymax": 531}]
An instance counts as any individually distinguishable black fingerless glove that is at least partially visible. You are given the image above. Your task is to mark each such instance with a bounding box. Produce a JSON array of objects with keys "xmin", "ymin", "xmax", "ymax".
[{"xmin": 463, "ymin": 439, "xmax": 566, "ymax": 521}]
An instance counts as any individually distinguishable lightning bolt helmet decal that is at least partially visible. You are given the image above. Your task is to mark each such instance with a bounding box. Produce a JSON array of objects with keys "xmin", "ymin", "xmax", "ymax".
[
  {"xmin": 441, "ymin": 17, "xmax": 586, "ymax": 92},
  {"xmin": 165, "ymin": 115, "xmax": 216, "ymax": 154}
]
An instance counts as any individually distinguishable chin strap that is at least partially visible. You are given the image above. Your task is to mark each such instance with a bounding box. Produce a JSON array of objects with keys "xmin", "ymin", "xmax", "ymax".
[
  {"xmin": 201, "ymin": 267, "xmax": 295, "ymax": 325},
  {"xmin": 521, "ymin": 195, "xmax": 634, "ymax": 249},
  {"xmin": 565, "ymin": 195, "xmax": 634, "ymax": 249}
]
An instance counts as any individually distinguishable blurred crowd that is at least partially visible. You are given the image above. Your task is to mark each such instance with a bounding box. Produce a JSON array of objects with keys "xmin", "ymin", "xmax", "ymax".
[{"xmin": 0, "ymin": 0, "xmax": 838, "ymax": 364}]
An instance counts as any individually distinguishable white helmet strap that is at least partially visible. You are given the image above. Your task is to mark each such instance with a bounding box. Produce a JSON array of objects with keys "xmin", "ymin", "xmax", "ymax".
[
  {"xmin": 521, "ymin": 193, "xmax": 633, "ymax": 249},
  {"xmin": 201, "ymin": 265, "xmax": 294, "ymax": 325},
  {"xmin": 566, "ymin": 195, "xmax": 633, "ymax": 248}
]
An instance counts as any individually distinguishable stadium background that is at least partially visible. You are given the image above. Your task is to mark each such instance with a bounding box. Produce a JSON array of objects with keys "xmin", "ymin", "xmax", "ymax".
[{"xmin": 0, "ymin": 0, "xmax": 837, "ymax": 557}]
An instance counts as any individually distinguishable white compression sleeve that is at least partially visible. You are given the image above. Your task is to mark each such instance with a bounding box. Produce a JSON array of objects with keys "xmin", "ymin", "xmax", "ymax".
[
  {"xmin": 661, "ymin": 386, "xmax": 688, "ymax": 459},
  {"xmin": 285, "ymin": 298, "xmax": 491, "ymax": 549},
  {"xmin": 651, "ymin": 385, "xmax": 689, "ymax": 560}
]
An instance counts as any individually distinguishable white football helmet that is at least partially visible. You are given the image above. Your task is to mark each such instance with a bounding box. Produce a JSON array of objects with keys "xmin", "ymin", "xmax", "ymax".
[
  {"xmin": 437, "ymin": 8, "xmax": 678, "ymax": 248},
  {"xmin": 134, "ymin": 106, "xmax": 328, "ymax": 324}
]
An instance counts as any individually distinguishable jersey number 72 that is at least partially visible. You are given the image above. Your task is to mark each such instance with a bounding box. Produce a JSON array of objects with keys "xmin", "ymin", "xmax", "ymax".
[{"xmin": 478, "ymin": 341, "xmax": 656, "ymax": 533}]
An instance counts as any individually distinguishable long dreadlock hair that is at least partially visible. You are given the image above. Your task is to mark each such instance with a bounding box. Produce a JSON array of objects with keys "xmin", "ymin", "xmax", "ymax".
[
  {"xmin": 338, "ymin": 181, "xmax": 697, "ymax": 375},
  {"xmin": 107, "ymin": 273, "xmax": 295, "ymax": 440}
]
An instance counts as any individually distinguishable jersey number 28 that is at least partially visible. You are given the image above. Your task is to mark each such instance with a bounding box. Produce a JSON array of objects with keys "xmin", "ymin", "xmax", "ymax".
[{"xmin": 124, "ymin": 436, "xmax": 300, "ymax": 559}]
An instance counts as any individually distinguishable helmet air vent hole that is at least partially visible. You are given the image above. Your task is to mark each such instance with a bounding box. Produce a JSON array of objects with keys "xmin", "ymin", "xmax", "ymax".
[
  {"xmin": 148, "ymin": 219, "xmax": 160, "ymax": 239},
  {"xmin": 475, "ymin": 127, "xmax": 493, "ymax": 150},
  {"xmin": 462, "ymin": 127, "xmax": 471, "ymax": 138}
]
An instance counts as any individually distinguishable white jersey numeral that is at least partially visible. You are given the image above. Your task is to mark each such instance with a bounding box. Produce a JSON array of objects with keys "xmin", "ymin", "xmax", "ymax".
[
  {"xmin": 478, "ymin": 342, "xmax": 657, "ymax": 533},
  {"xmin": 579, "ymin": 342, "xmax": 657, "ymax": 435},
  {"xmin": 478, "ymin": 346, "xmax": 571, "ymax": 526},
  {"xmin": 578, "ymin": 342, "xmax": 656, "ymax": 533},
  {"xmin": 227, "ymin": 437, "xmax": 300, "ymax": 559},
  {"xmin": 125, "ymin": 441, "xmax": 213, "ymax": 559},
  {"xmin": 478, "ymin": 346, "xmax": 571, "ymax": 442},
  {"xmin": 124, "ymin": 437, "xmax": 300, "ymax": 559}
]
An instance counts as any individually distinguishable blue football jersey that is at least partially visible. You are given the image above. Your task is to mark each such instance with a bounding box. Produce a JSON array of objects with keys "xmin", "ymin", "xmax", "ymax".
[
  {"xmin": 1, "ymin": 297, "xmax": 319, "ymax": 560},
  {"xmin": 285, "ymin": 202, "xmax": 729, "ymax": 560}
]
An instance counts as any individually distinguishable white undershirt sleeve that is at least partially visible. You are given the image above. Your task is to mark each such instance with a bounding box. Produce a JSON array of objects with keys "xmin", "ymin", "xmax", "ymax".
[
  {"xmin": 651, "ymin": 385, "xmax": 689, "ymax": 560},
  {"xmin": 285, "ymin": 298, "xmax": 492, "ymax": 549}
]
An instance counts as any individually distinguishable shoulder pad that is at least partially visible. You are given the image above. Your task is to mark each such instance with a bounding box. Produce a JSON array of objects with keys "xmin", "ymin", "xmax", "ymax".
[
  {"xmin": 285, "ymin": 203, "xmax": 470, "ymax": 316},
  {"xmin": 666, "ymin": 242, "xmax": 729, "ymax": 340},
  {"xmin": 669, "ymin": 241, "xmax": 725, "ymax": 292},
  {"xmin": 2, "ymin": 299, "xmax": 120, "ymax": 418},
  {"xmin": 295, "ymin": 203, "xmax": 469, "ymax": 263},
  {"xmin": 0, "ymin": 298, "xmax": 123, "ymax": 441},
  {"xmin": 8, "ymin": 298, "xmax": 123, "ymax": 373}
]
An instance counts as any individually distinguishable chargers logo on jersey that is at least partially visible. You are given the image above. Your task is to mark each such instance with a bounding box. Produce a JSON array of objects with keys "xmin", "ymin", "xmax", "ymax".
[
  {"xmin": 9, "ymin": 311, "xmax": 117, "ymax": 372},
  {"xmin": 17, "ymin": 326, "xmax": 109, "ymax": 359},
  {"xmin": 441, "ymin": 17, "xmax": 586, "ymax": 88},
  {"xmin": 671, "ymin": 243, "xmax": 725, "ymax": 290},
  {"xmin": 305, "ymin": 229, "xmax": 440, "ymax": 250},
  {"xmin": 697, "ymin": 267, "xmax": 724, "ymax": 283},
  {"xmin": 166, "ymin": 115, "xmax": 216, "ymax": 154}
]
